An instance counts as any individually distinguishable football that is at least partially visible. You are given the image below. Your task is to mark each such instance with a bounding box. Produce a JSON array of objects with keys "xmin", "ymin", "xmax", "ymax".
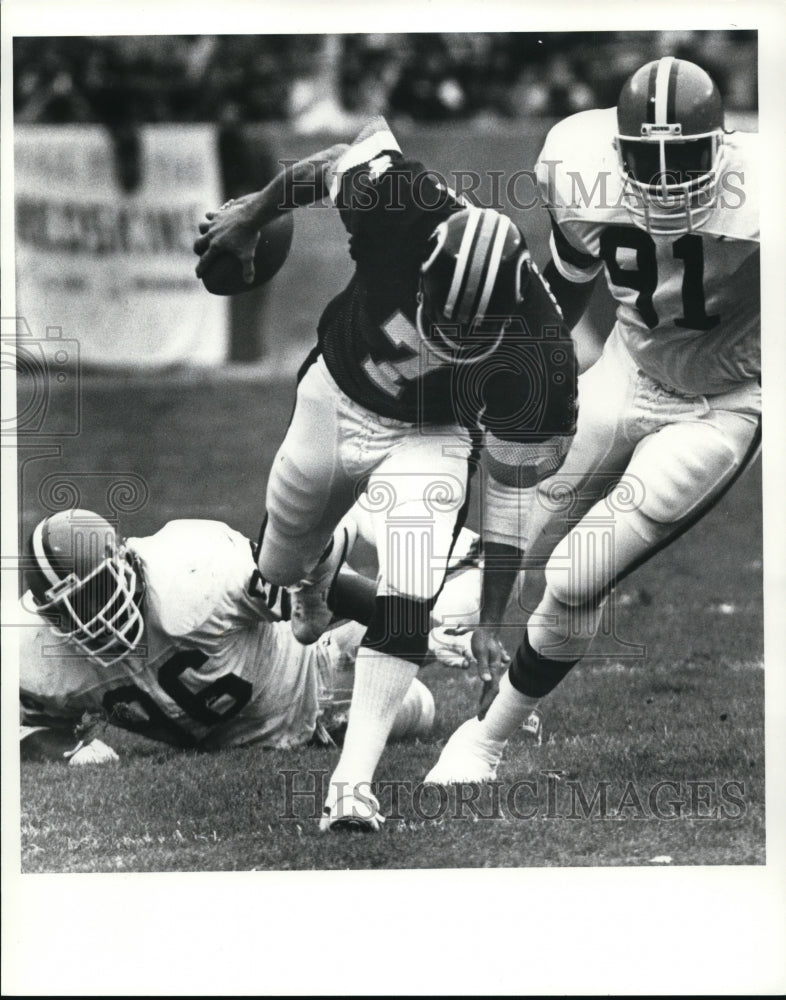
[{"xmin": 200, "ymin": 210, "xmax": 294, "ymax": 296}]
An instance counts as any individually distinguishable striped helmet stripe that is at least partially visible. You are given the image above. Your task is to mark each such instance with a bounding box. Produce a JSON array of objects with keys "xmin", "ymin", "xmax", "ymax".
[
  {"xmin": 474, "ymin": 215, "xmax": 514, "ymax": 321},
  {"xmin": 654, "ymin": 56, "xmax": 676, "ymax": 124},
  {"xmin": 31, "ymin": 519, "xmax": 61, "ymax": 588},
  {"xmin": 644, "ymin": 61, "xmax": 659, "ymax": 122},
  {"xmin": 444, "ymin": 208, "xmax": 482, "ymax": 319},
  {"xmin": 453, "ymin": 210, "xmax": 500, "ymax": 322},
  {"xmin": 451, "ymin": 219, "xmax": 485, "ymax": 320},
  {"xmin": 666, "ymin": 58, "xmax": 679, "ymax": 124}
]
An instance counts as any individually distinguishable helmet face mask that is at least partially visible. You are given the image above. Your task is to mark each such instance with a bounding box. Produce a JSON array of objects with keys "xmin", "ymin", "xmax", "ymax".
[
  {"xmin": 615, "ymin": 57, "xmax": 725, "ymax": 235},
  {"xmin": 417, "ymin": 206, "xmax": 526, "ymax": 364},
  {"xmin": 28, "ymin": 510, "xmax": 144, "ymax": 666},
  {"xmin": 415, "ymin": 300, "xmax": 515, "ymax": 366}
]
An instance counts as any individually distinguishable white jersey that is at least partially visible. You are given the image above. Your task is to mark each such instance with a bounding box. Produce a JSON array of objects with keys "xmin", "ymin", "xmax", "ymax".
[
  {"xmin": 536, "ymin": 107, "xmax": 760, "ymax": 396},
  {"xmin": 18, "ymin": 520, "xmax": 359, "ymax": 750}
]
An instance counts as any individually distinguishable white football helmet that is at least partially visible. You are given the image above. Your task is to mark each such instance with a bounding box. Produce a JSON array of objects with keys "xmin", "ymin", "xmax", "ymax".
[
  {"xmin": 614, "ymin": 56, "xmax": 726, "ymax": 235},
  {"xmin": 26, "ymin": 508, "xmax": 144, "ymax": 666}
]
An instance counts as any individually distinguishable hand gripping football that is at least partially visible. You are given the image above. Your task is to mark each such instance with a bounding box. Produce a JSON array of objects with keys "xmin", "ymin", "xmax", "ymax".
[{"xmin": 200, "ymin": 210, "xmax": 294, "ymax": 296}]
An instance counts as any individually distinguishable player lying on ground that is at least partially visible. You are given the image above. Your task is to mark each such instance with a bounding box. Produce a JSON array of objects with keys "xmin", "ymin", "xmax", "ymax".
[
  {"xmin": 194, "ymin": 115, "xmax": 576, "ymax": 831},
  {"xmin": 18, "ymin": 506, "xmax": 482, "ymax": 765},
  {"xmin": 426, "ymin": 57, "xmax": 761, "ymax": 784}
]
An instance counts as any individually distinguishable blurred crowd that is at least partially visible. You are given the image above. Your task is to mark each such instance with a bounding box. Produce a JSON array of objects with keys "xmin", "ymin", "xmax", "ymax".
[{"xmin": 15, "ymin": 30, "xmax": 757, "ymax": 131}]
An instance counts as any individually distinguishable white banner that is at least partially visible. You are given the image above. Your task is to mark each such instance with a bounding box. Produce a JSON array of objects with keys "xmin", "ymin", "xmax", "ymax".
[{"xmin": 14, "ymin": 125, "xmax": 228, "ymax": 368}]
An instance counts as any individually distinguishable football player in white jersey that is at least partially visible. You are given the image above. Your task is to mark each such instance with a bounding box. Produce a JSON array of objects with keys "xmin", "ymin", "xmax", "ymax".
[
  {"xmin": 18, "ymin": 508, "xmax": 482, "ymax": 765},
  {"xmin": 426, "ymin": 57, "xmax": 761, "ymax": 784}
]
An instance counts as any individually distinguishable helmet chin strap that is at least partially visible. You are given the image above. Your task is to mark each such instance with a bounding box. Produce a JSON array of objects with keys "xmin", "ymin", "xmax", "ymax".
[{"xmin": 415, "ymin": 301, "xmax": 506, "ymax": 366}]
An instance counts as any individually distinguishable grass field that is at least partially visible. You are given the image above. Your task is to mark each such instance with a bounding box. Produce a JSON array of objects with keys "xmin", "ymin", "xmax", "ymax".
[
  {"xmin": 16, "ymin": 366, "xmax": 765, "ymax": 872},
  {"xmin": 12, "ymin": 118, "xmax": 766, "ymax": 872}
]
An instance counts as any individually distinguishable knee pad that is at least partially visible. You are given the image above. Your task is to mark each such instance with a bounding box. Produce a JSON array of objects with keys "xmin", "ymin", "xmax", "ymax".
[
  {"xmin": 543, "ymin": 530, "xmax": 605, "ymax": 608},
  {"xmin": 266, "ymin": 457, "xmax": 328, "ymax": 537},
  {"xmin": 527, "ymin": 584, "xmax": 605, "ymax": 661},
  {"xmin": 258, "ymin": 528, "xmax": 315, "ymax": 587},
  {"xmin": 633, "ymin": 422, "xmax": 737, "ymax": 524},
  {"xmin": 363, "ymin": 595, "xmax": 434, "ymax": 664},
  {"xmin": 389, "ymin": 678, "xmax": 435, "ymax": 740}
]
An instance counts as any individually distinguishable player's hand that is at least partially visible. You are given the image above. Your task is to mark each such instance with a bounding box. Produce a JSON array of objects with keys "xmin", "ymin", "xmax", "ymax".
[
  {"xmin": 193, "ymin": 195, "xmax": 262, "ymax": 285},
  {"xmin": 469, "ymin": 628, "xmax": 510, "ymax": 684},
  {"xmin": 65, "ymin": 738, "xmax": 119, "ymax": 766},
  {"xmin": 478, "ymin": 674, "xmax": 500, "ymax": 718}
]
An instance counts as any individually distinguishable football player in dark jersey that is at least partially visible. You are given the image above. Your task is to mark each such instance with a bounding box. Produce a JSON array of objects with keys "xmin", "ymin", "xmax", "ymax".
[{"xmin": 195, "ymin": 116, "xmax": 576, "ymax": 831}]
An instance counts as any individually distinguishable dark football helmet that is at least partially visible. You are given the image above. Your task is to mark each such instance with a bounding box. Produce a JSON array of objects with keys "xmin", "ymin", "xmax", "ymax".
[
  {"xmin": 25, "ymin": 509, "xmax": 144, "ymax": 666},
  {"xmin": 614, "ymin": 56, "xmax": 726, "ymax": 235},
  {"xmin": 417, "ymin": 206, "xmax": 527, "ymax": 363}
]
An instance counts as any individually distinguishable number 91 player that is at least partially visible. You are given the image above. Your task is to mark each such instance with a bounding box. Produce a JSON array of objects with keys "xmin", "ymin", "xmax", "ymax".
[{"xmin": 426, "ymin": 57, "xmax": 762, "ymax": 783}]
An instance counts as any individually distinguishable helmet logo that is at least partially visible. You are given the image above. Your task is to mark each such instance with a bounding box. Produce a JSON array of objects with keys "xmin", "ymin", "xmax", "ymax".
[{"xmin": 641, "ymin": 123, "xmax": 682, "ymax": 136}]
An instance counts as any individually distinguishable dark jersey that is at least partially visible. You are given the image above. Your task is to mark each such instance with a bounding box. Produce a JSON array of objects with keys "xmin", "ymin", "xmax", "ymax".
[
  {"xmin": 318, "ymin": 135, "xmax": 576, "ymax": 441},
  {"xmin": 319, "ymin": 151, "xmax": 463, "ymax": 423}
]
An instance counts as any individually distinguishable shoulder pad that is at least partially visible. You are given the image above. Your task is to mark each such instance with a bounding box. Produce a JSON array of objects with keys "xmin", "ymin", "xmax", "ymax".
[
  {"xmin": 537, "ymin": 108, "xmax": 623, "ymax": 220},
  {"xmin": 329, "ymin": 116, "xmax": 402, "ymax": 202},
  {"xmin": 701, "ymin": 130, "xmax": 759, "ymax": 242},
  {"xmin": 127, "ymin": 521, "xmax": 255, "ymax": 638}
]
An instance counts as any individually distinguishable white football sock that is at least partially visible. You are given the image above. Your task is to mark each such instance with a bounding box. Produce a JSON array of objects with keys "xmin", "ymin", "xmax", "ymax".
[
  {"xmin": 479, "ymin": 671, "xmax": 540, "ymax": 744},
  {"xmin": 327, "ymin": 647, "xmax": 417, "ymax": 799}
]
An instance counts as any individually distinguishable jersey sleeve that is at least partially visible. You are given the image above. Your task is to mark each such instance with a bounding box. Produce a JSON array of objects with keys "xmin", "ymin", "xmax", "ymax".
[
  {"xmin": 328, "ymin": 115, "xmax": 403, "ymax": 201},
  {"xmin": 475, "ymin": 257, "xmax": 578, "ymax": 443},
  {"xmin": 546, "ymin": 211, "xmax": 604, "ymax": 283},
  {"xmin": 536, "ymin": 115, "xmax": 605, "ymax": 284},
  {"xmin": 16, "ymin": 595, "xmax": 102, "ymax": 728},
  {"xmin": 331, "ymin": 117, "xmax": 462, "ymax": 280}
]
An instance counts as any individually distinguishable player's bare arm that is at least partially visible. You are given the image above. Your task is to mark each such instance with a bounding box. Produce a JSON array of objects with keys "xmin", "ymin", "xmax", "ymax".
[
  {"xmin": 458, "ymin": 532, "xmax": 517, "ymax": 707},
  {"xmin": 194, "ymin": 141, "xmax": 349, "ymax": 283},
  {"xmin": 477, "ymin": 539, "xmax": 522, "ymax": 630}
]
